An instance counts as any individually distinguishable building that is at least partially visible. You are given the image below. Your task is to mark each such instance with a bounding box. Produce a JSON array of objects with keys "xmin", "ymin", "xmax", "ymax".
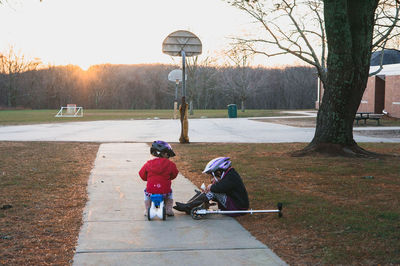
[
  {"xmin": 316, "ymin": 49, "xmax": 400, "ymax": 118},
  {"xmin": 362, "ymin": 63, "xmax": 400, "ymax": 118}
]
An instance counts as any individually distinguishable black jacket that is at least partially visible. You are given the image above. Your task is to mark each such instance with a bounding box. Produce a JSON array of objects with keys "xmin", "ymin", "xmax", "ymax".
[{"xmin": 210, "ymin": 168, "xmax": 249, "ymax": 209}]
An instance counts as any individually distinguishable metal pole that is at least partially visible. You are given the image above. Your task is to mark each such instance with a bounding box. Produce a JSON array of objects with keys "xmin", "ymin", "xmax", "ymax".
[
  {"xmin": 317, "ymin": 76, "xmax": 321, "ymax": 108},
  {"xmin": 174, "ymin": 80, "xmax": 179, "ymax": 120},
  {"xmin": 205, "ymin": 209, "xmax": 280, "ymax": 214},
  {"xmin": 175, "ymin": 81, "xmax": 178, "ymax": 101},
  {"xmin": 182, "ymin": 51, "xmax": 186, "ymax": 97},
  {"xmin": 179, "ymin": 50, "xmax": 189, "ymax": 143}
]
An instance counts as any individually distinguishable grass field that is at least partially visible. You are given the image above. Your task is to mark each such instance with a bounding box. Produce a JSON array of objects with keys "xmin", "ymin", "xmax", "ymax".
[
  {"xmin": 0, "ymin": 109, "xmax": 291, "ymax": 126},
  {"xmin": 173, "ymin": 143, "xmax": 400, "ymax": 265},
  {"xmin": 2, "ymin": 109, "xmax": 400, "ymax": 127},
  {"xmin": 1, "ymin": 141, "xmax": 399, "ymax": 265}
]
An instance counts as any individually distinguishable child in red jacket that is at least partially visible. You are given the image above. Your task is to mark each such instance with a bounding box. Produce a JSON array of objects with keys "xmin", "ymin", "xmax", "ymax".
[{"xmin": 139, "ymin": 141, "xmax": 178, "ymax": 216}]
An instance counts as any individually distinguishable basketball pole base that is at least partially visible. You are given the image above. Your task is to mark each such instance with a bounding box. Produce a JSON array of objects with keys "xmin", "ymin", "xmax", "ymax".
[
  {"xmin": 174, "ymin": 101, "xmax": 178, "ymax": 119},
  {"xmin": 179, "ymin": 99, "xmax": 189, "ymax": 144}
]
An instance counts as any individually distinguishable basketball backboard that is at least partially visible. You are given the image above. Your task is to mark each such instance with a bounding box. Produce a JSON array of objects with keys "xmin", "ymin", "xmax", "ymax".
[
  {"xmin": 162, "ymin": 30, "xmax": 202, "ymax": 57},
  {"xmin": 168, "ymin": 69, "xmax": 187, "ymax": 82}
]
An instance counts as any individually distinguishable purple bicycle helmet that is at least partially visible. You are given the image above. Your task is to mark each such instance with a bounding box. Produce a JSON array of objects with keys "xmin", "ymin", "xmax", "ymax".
[
  {"xmin": 150, "ymin": 140, "xmax": 175, "ymax": 158},
  {"xmin": 202, "ymin": 157, "xmax": 232, "ymax": 174}
]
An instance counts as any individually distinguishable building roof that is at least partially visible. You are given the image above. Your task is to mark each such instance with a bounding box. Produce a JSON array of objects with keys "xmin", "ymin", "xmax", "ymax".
[
  {"xmin": 370, "ymin": 63, "xmax": 400, "ymax": 76},
  {"xmin": 370, "ymin": 49, "xmax": 400, "ymax": 66}
]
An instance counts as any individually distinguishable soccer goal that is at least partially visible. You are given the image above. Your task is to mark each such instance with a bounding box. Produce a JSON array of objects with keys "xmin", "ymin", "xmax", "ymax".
[{"xmin": 55, "ymin": 104, "xmax": 84, "ymax": 117}]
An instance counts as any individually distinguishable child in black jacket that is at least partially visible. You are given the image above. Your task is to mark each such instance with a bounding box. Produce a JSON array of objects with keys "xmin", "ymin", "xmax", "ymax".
[{"xmin": 174, "ymin": 157, "xmax": 249, "ymax": 215}]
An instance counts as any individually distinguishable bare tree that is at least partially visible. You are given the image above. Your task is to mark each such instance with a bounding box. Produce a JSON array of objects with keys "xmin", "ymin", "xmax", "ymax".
[
  {"xmin": 230, "ymin": 1, "xmax": 328, "ymax": 81},
  {"xmin": 224, "ymin": 43, "xmax": 255, "ymax": 112},
  {"xmin": 0, "ymin": 0, "xmax": 42, "ymax": 7},
  {"xmin": 186, "ymin": 56, "xmax": 218, "ymax": 114},
  {"xmin": 370, "ymin": 0, "xmax": 400, "ymax": 74},
  {"xmin": 229, "ymin": 0, "xmax": 400, "ymax": 156},
  {"xmin": 1, "ymin": 62, "xmax": 316, "ymax": 110},
  {"xmin": 0, "ymin": 46, "xmax": 41, "ymax": 107}
]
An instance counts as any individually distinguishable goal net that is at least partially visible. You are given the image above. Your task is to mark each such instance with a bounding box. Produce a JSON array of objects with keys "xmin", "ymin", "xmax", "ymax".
[{"xmin": 55, "ymin": 104, "xmax": 83, "ymax": 117}]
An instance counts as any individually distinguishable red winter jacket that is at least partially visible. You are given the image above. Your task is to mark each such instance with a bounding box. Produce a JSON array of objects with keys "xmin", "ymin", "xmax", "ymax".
[{"xmin": 139, "ymin": 157, "xmax": 179, "ymax": 194}]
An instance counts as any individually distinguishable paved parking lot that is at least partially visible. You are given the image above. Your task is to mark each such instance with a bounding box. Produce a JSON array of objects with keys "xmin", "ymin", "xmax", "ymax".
[{"xmin": 1, "ymin": 117, "xmax": 399, "ymax": 143}]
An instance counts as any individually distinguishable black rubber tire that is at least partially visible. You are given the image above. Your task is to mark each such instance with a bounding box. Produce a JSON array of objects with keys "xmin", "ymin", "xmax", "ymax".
[
  {"xmin": 147, "ymin": 208, "xmax": 151, "ymax": 221},
  {"xmin": 277, "ymin": 202, "xmax": 283, "ymax": 218},
  {"xmin": 191, "ymin": 207, "xmax": 205, "ymax": 220},
  {"xmin": 162, "ymin": 206, "xmax": 166, "ymax": 220}
]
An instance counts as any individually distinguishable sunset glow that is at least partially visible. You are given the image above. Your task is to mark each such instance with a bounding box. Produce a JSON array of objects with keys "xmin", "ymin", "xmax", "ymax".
[{"xmin": 0, "ymin": 0, "xmax": 300, "ymax": 68}]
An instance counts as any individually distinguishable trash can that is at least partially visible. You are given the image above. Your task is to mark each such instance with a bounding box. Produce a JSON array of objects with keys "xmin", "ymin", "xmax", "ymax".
[{"xmin": 227, "ymin": 104, "xmax": 237, "ymax": 118}]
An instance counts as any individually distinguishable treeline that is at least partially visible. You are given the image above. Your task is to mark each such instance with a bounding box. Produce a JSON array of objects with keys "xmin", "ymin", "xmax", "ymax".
[{"xmin": 0, "ymin": 63, "xmax": 317, "ymax": 110}]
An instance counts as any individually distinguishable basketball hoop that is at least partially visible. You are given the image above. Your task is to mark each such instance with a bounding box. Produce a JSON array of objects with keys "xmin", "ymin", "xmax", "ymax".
[
  {"xmin": 162, "ymin": 30, "xmax": 202, "ymax": 143},
  {"xmin": 168, "ymin": 69, "xmax": 187, "ymax": 119}
]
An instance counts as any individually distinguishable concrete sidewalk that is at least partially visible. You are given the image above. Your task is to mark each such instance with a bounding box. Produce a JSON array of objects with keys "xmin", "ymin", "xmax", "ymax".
[{"xmin": 73, "ymin": 143, "xmax": 287, "ymax": 266}]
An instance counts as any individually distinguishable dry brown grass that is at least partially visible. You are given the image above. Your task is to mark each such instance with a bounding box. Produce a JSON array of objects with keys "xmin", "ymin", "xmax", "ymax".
[
  {"xmin": 0, "ymin": 142, "xmax": 99, "ymax": 265},
  {"xmin": 173, "ymin": 142, "xmax": 400, "ymax": 265}
]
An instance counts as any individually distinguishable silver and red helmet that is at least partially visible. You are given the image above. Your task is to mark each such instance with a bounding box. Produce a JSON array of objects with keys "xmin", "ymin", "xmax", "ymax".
[
  {"xmin": 150, "ymin": 140, "xmax": 175, "ymax": 158},
  {"xmin": 202, "ymin": 157, "xmax": 232, "ymax": 174}
]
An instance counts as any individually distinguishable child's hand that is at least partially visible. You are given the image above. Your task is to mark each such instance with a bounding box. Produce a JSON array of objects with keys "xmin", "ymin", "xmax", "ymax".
[{"xmin": 205, "ymin": 184, "xmax": 212, "ymax": 193}]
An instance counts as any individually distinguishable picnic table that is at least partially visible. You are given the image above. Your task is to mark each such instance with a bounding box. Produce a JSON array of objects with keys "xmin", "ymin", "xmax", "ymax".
[{"xmin": 354, "ymin": 112, "xmax": 383, "ymax": 125}]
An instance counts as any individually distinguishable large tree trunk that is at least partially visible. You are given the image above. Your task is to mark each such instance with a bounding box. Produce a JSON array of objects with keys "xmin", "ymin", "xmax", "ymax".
[{"xmin": 301, "ymin": 0, "xmax": 379, "ymax": 156}]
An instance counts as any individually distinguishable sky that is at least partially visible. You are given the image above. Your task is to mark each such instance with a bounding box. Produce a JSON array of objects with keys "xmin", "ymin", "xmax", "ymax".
[{"xmin": 0, "ymin": 0, "xmax": 301, "ymax": 70}]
